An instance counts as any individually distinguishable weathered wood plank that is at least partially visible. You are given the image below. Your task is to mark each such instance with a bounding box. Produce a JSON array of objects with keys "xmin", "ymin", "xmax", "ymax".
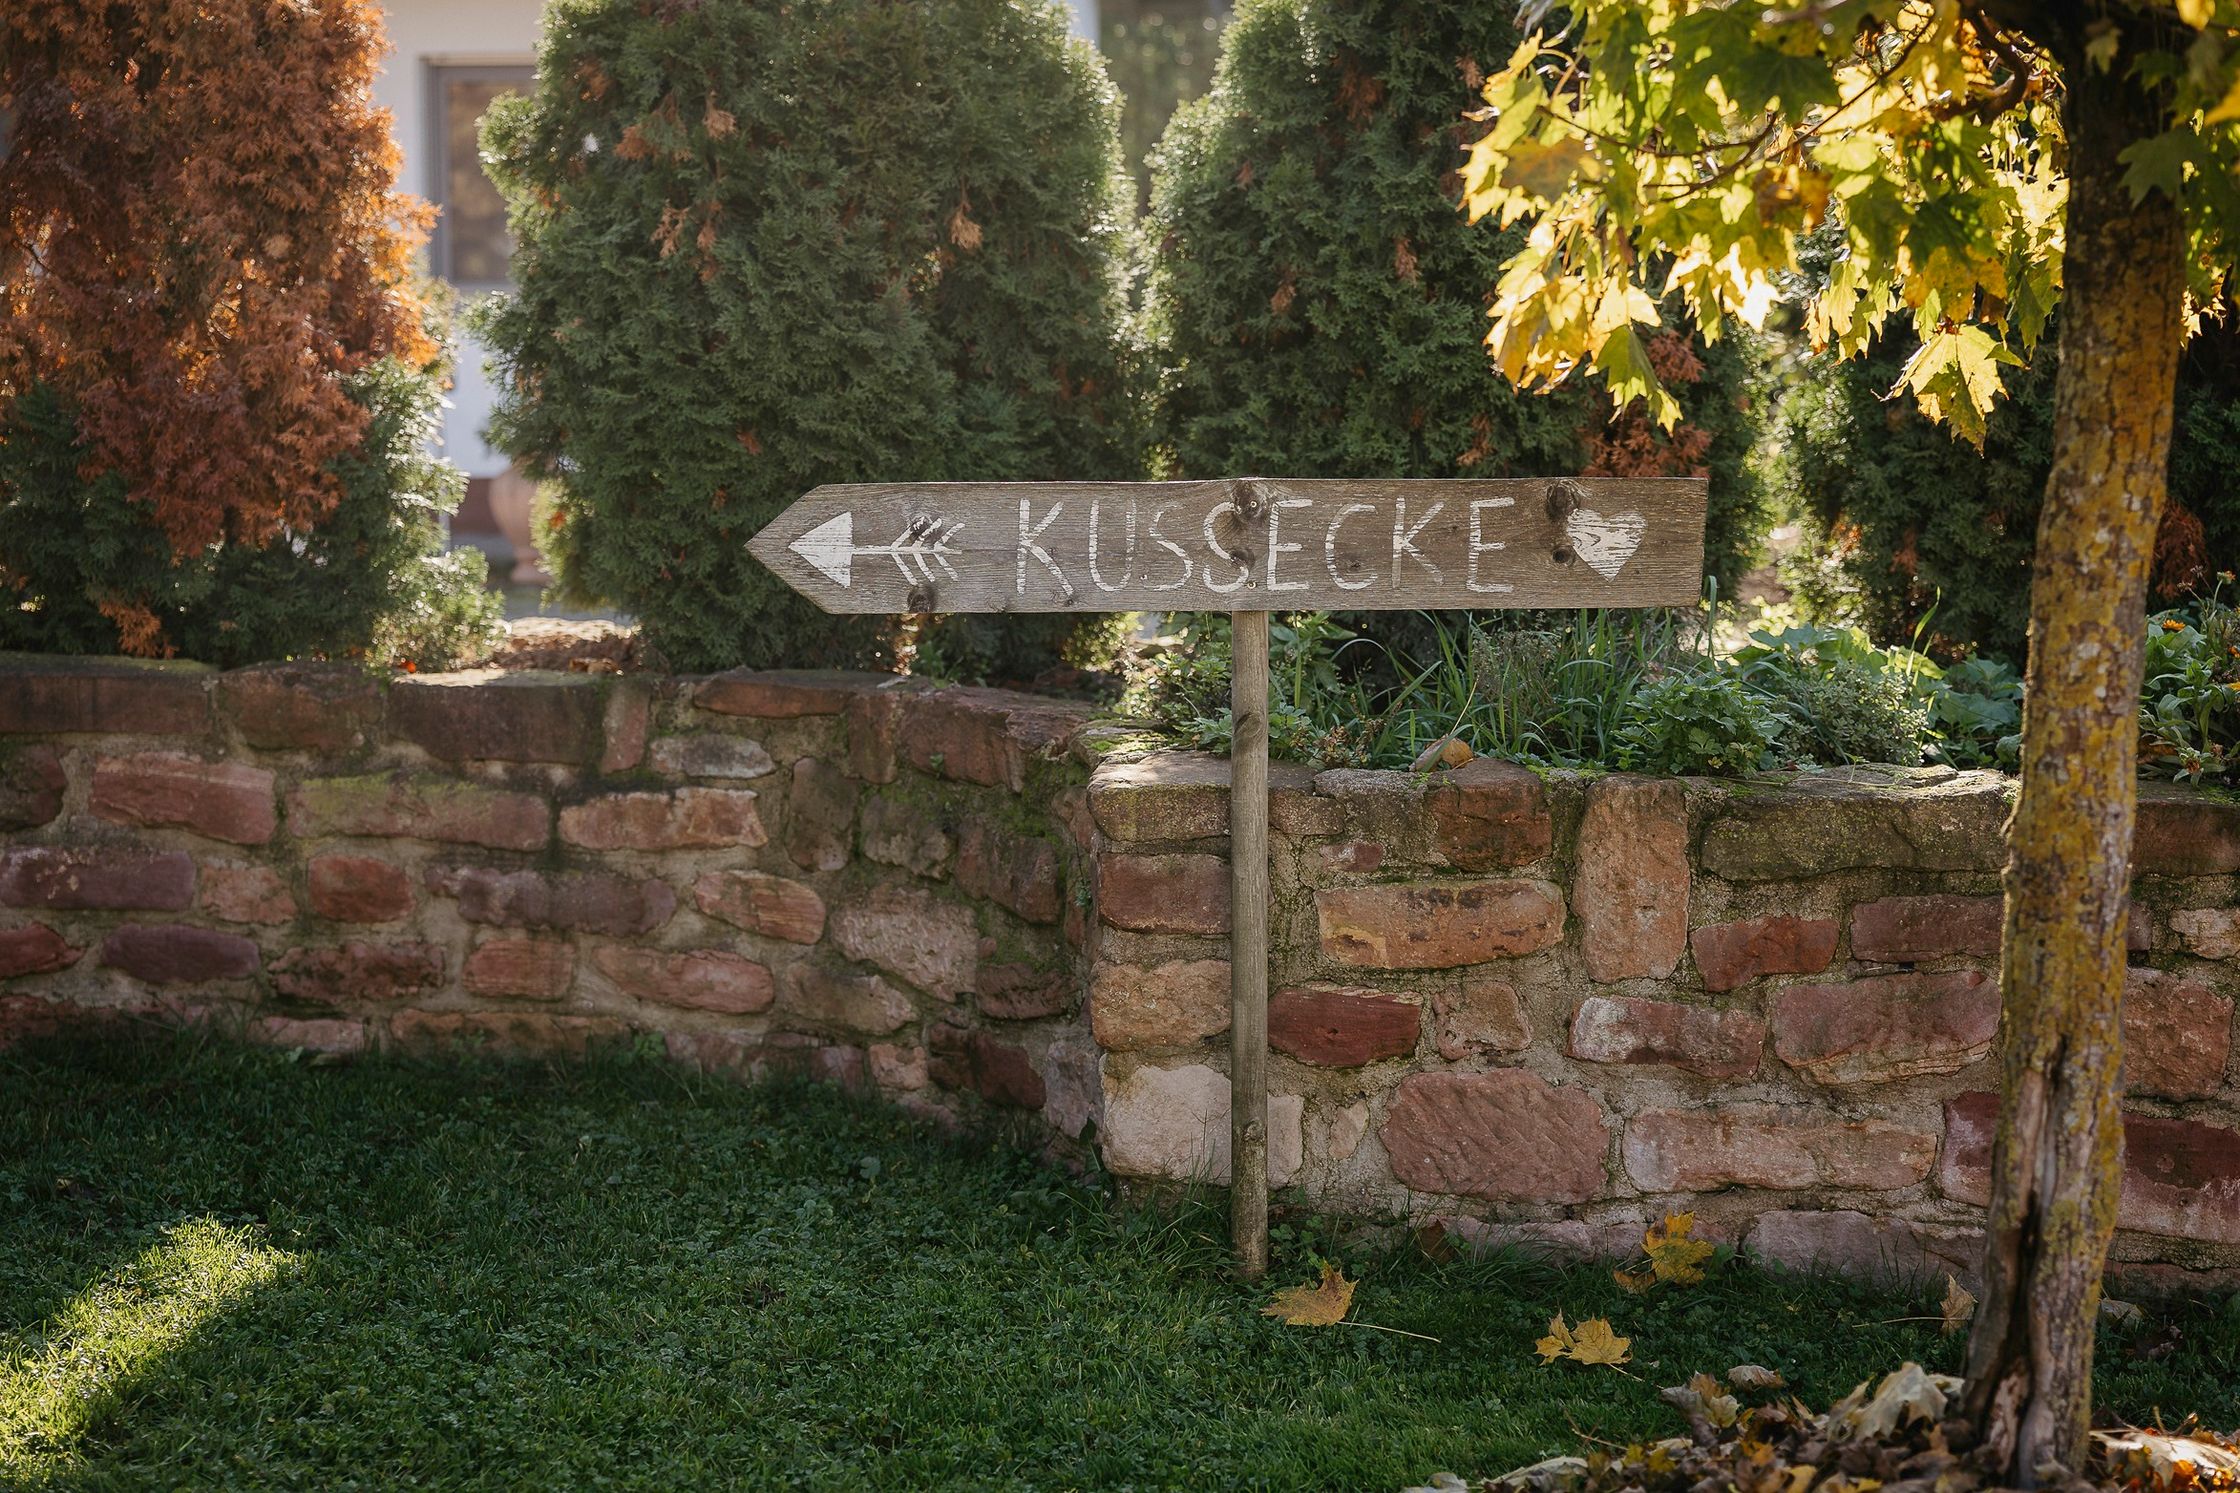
[{"xmin": 746, "ymin": 476, "xmax": 1709, "ymax": 614}]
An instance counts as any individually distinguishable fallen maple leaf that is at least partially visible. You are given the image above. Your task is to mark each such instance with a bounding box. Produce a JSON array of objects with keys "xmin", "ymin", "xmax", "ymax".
[
  {"xmin": 1614, "ymin": 1211, "xmax": 1717, "ymax": 1292},
  {"xmin": 1263, "ymin": 1263, "xmax": 1356, "ymax": 1327},
  {"xmin": 1536, "ymin": 1313, "xmax": 1631, "ymax": 1367},
  {"xmin": 1939, "ymin": 1273, "xmax": 1976, "ymax": 1336},
  {"xmin": 1644, "ymin": 1212, "xmax": 1716, "ymax": 1285}
]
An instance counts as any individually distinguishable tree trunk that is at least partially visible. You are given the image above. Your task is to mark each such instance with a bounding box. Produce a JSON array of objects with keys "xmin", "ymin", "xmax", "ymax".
[{"xmin": 1958, "ymin": 56, "xmax": 2187, "ymax": 1485}]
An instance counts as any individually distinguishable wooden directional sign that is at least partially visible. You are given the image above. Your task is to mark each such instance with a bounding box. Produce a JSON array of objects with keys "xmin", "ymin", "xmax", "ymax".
[
  {"xmin": 747, "ymin": 473, "xmax": 1710, "ymax": 1284},
  {"xmin": 749, "ymin": 476, "xmax": 1709, "ymax": 615}
]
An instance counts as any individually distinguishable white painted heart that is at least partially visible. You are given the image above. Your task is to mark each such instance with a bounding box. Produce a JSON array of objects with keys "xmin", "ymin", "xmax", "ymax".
[{"xmin": 1565, "ymin": 508, "xmax": 1646, "ymax": 580}]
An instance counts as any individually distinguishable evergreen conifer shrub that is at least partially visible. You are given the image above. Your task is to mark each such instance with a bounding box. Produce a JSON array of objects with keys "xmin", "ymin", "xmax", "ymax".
[
  {"xmin": 476, "ymin": 0, "xmax": 1144, "ymax": 675},
  {"xmin": 1139, "ymin": 0, "xmax": 1768, "ymax": 637},
  {"xmin": 1773, "ymin": 321, "xmax": 2240, "ymax": 663}
]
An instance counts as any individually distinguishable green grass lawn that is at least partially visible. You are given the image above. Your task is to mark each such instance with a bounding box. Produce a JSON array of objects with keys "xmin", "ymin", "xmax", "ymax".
[{"xmin": 4, "ymin": 1035, "xmax": 2236, "ymax": 1491}]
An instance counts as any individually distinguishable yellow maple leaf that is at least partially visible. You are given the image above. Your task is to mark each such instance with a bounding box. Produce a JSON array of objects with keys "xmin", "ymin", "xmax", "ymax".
[
  {"xmin": 1644, "ymin": 1212, "xmax": 1717, "ymax": 1286},
  {"xmin": 1939, "ymin": 1273, "xmax": 1977, "ymax": 1336},
  {"xmin": 1263, "ymin": 1264, "xmax": 1356, "ymax": 1327},
  {"xmin": 1568, "ymin": 1317, "xmax": 1633, "ymax": 1366},
  {"xmin": 1535, "ymin": 1313, "xmax": 1632, "ymax": 1367}
]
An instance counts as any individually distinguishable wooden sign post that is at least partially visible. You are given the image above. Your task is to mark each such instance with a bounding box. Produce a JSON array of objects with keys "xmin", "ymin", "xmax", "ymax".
[{"xmin": 751, "ymin": 476, "xmax": 1708, "ymax": 1278}]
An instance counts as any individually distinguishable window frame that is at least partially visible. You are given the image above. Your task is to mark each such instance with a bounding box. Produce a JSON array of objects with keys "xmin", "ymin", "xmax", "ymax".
[{"xmin": 424, "ymin": 59, "xmax": 537, "ymax": 291}]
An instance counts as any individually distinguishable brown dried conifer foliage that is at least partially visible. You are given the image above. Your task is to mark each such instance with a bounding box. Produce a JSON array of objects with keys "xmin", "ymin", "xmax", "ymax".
[{"xmin": 0, "ymin": 0, "xmax": 431, "ymax": 571}]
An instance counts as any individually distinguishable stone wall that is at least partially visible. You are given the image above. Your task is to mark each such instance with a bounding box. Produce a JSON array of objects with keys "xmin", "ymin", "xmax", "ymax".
[
  {"xmin": 0, "ymin": 657, "xmax": 1104, "ymax": 1135},
  {"xmin": 1084, "ymin": 752, "xmax": 2240, "ymax": 1290},
  {"xmin": 5, "ymin": 655, "xmax": 2239, "ymax": 1287}
]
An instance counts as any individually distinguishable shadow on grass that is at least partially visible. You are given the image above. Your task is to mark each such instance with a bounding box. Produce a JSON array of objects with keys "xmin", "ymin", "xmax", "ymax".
[{"xmin": 3, "ymin": 1032, "xmax": 2235, "ymax": 1491}]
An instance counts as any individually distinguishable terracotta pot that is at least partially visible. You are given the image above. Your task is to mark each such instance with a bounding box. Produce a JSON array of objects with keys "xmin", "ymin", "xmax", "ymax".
[{"xmin": 486, "ymin": 466, "xmax": 550, "ymax": 586}]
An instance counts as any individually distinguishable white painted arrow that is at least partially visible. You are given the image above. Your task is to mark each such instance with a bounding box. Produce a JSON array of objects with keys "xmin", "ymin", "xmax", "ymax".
[{"xmin": 786, "ymin": 511, "xmax": 967, "ymax": 590}]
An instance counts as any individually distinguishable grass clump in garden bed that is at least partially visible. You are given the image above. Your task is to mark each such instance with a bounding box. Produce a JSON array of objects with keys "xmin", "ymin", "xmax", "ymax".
[{"xmin": 4, "ymin": 1034, "xmax": 2236, "ymax": 1490}]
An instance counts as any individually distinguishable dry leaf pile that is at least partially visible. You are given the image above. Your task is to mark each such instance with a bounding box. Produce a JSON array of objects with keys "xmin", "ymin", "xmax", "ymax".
[{"xmin": 1406, "ymin": 1363, "xmax": 2240, "ymax": 1493}]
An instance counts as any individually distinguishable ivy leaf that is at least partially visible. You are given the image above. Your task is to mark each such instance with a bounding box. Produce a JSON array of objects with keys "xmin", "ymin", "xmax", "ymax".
[{"xmin": 1263, "ymin": 1263, "xmax": 1356, "ymax": 1327}]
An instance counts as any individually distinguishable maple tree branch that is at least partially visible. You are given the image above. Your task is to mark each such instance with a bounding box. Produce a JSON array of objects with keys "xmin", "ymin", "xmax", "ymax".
[{"xmin": 1963, "ymin": 4, "xmax": 2039, "ymax": 123}]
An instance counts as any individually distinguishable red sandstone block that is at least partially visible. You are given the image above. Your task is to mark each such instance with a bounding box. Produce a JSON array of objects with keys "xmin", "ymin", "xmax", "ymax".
[
  {"xmin": 1849, "ymin": 895, "xmax": 2001, "ymax": 963},
  {"xmin": 1098, "ymin": 853, "xmax": 1230, "ymax": 935},
  {"xmin": 1424, "ymin": 758, "xmax": 1552, "ymax": 870},
  {"xmin": 1089, "ymin": 957, "xmax": 1229, "ymax": 1050},
  {"xmin": 0, "ymin": 848, "xmax": 195, "ymax": 911},
  {"xmin": 693, "ymin": 870, "xmax": 827, "ymax": 944},
  {"xmin": 896, "ymin": 688, "xmax": 1091, "ymax": 792},
  {"xmin": 286, "ymin": 773, "xmax": 550, "ymax": 852},
  {"xmin": 2123, "ymin": 968, "xmax": 2233, "ymax": 1099},
  {"xmin": 428, "ymin": 866, "xmax": 677, "ymax": 937},
  {"xmin": 844, "ymin": 691, "xmax": 906, "ymax": 784},
  {"xmin": 600, "ymin": 678, "xmax": 653, "ymax": 773},
  {"xmin": 462, "ymin": 937, "xmax": 577, "ymax": 1000},
  {"xmin": 2135, "ymin": 789, "xmax": 2240, "ymax": 875},
  {"xmin": 0, "ymin": 746, "xmax": 67, "ymax": 830},
  {"xmin": 975, "ymin": 960, "xmax": 1072, "ymax": 1020},
  {"xmin": 1268, "ymin": 985, "xmax": 1420, "ymax": 1066},
  {"xmin": 1316, "ymin": 879, "xmax": 1564, "ymax": 969},
  {"xmin": 956, "ymin": 821, "xmax": 1062, "ymax": 925},
  {"xmin": 780, "ymin": 963, "xmax": 914, "ymax": 1035},
  {"xmin": 1567, "ymin": 994, "xmax": 1766, "ymax": 1080},
  {"xmin": 868, "ymin": 1041, "xmax": 928, "ymax": 1091},
  {"xmin": 1430, "ymin": 974, "xmax": 1531, "ymax": 1059},
  {"xmin": 270, "ymin": 941, "xmax": 445, "ymax": 1004},
  {"xmin": 1622, "ymin": 1105, "xmax": 1938, "ymax": 1193},
  {"xmin": 0, "ymin": 923, "xmax": 81, "ymax": 980},
  {"xmin": 784, "ymin": 759, "xmax": 858, "ymax": 872},
  {"xmin": 899, "ymin": 690, "xmax": 1021, "ymax": 788},
  {"xmin": 199, "ymin": 864, "xmax": 295, "ymax": 924},
  {"xmin": 1318, "ymin": 841, "xmax": 1386, "ymax": 876},
  {"xmin": 1771, "ymin": 970, "xmax": 1999, "ymax": 1086},
  {"xmin": 1690, "ymin": 915, "xmax": 1838, "ymax": 992},
  {"xmin": 694, "ymin": 669, "xmax": 872, "ymax": 718},
  {"xmin": 591, "ymin": 945, "xmax": 774, "ymax": 1015},
  {"xmin": 100, "ymin": 924, "xmax": 260, "ymax": 983},
  {"xmin": 1574, "ymin": 776, "xmax": 1689, "ymax": 982},
  {"xmin": 216, "ymin": 663, "xmax": 384, "ymax": 752},
  {"xmin": 828, "ymin": 884, "xmax": 980, "ymax": 1000},
  {"xmin": 558, "ymin": 787, "xmax": 767, "ymax": 852},
  {"xmin": 0, "ymin": 662, "xmax": 210, "ymax": 737},
  {"xmin": 387, "ymin": 672, "xmax": 605, "ymax": 764},
  {"xmin": 1942, "ymin": 1091, "xmax": 2240, "ymax": 1244},
  {"xmin": 1379, "ymin": 1070, "xmax": 1609, "ymax": 1203},
  {"xmin": 248, "ymin": 1015, "xmax": 368, "ymax": 1054},
  {"xmin": 308, "ymin": 854, "xmax": 415, "ymax": 924},
  {"xmin": 391, "ymin": 1008, "xmax": 626, "ymax": 1058},
  {"xmin": 89, "ymin": 752, "xmax": 277, "ymax": 845},
  {"xmin": 927, "ymin": 1022, "xmax": 1047, "ymax": 1110}
]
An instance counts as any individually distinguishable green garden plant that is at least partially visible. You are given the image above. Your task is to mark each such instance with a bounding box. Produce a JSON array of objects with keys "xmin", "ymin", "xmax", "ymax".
[
  {"xmin": 0, "ymin": 345, "xmax": 500, "ymax": 670},
  {"xmin": 475, "ymin": 0, "xmax": 1144, "ymax": 677},
  {"xmin": 1773, "ymin": 320, "xmax": 2240, "ymax": 663},
  {"xmin": 2141, "ymin": 574, "xmax": 2240, "ymax": 783}
]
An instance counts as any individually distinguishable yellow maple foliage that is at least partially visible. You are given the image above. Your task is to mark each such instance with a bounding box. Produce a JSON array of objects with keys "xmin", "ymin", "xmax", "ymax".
[
  {"xmin": 1535, "ymin": 1313, "xmax": 1631, "ymax": 1367},
  {"xmin": 1262, "ymin": 1264, "xmax": 1356, "ymax": 1327},
  {"xmin": 1615, "ymin": 1212, "xmax": 1718, "ymax": 1292}
]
